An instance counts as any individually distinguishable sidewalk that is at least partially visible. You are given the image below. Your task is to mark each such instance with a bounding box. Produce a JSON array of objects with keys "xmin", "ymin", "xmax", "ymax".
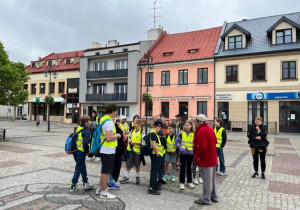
[{"xmin": 0, "ymin": 121, "xmax": 299, "ymax": 209}]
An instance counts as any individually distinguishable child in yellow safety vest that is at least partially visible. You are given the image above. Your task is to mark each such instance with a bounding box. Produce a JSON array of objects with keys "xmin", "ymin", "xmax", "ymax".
[
  {"xmin": 120, "ymin": 119, "xmax": 143, "ymax": 185},
  {"xmin": 163, "ymin": 123, "xmax": 177, "ymax": 182},
  {"xmin": 175, "ymin": 120, "xmax": 195, "ymax": 190},
  {"xmin": 119, "ymin": 115, "xmax": 129, "ymax": 137}
]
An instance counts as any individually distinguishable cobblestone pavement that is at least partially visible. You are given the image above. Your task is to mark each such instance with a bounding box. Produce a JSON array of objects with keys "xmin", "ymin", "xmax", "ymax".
[{"xmin": 0, "ymin": 120, "xmax": 299, "ymax": 210}]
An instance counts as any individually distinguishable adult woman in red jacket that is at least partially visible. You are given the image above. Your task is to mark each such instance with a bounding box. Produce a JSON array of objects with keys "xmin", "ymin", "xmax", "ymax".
[{"xmin": 193, "ymin": 114, "xmax": 219, "ymax": 205}]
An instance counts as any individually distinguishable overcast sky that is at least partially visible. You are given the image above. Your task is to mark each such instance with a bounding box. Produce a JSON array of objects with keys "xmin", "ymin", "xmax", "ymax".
[{"xmin": 0, "ymin": 0, "xmax": 298, "ymax": 65}]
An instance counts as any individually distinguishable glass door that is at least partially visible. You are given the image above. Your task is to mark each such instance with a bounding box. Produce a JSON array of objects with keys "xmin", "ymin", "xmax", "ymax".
[
  {"xmin": 218, "ymin": 102, "xmax": 230, "ymax": 130},
  {"xmin": 279, "ymin": 101, "xmax": 300, "ymax": 133},
  {"xmin": 248, "ymin": 101, "xmax": 268, "ymax": 131},
  {"xmin": 179, "ymin": 102, "xmax": 188, "ymax": 122}
]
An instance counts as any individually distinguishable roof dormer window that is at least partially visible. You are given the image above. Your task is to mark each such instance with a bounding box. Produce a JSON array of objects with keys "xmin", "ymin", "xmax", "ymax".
[
  {"xmin": 276, "ymin": 29, "xmax": 292, "ymax": 44},
  {"xmin": 47, "ymin": 61, "xmax": 52, "ymax": 66},
  {"xmin": 163, "ymin": 52, "xmax": 172, "ymax": 56},
  {"xmin": 31, "ymin": 62, "xmax": 36, "ymax": 68},
  {"xmin": 65, "ymin": 59, "xmax": 71, "ymax": 64},
  {"xmin": 188, "ymin": 49, "xmax": 199, "ymax": 53},
  {"xmin": 228, "ymin": 35, "xmax": 242, "ymax": 49}
]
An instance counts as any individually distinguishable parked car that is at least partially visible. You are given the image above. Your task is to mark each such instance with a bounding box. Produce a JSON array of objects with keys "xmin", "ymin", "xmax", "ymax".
[{"xmin": 22, "ymin": 114, "xmax": 27, "ymax": 120}]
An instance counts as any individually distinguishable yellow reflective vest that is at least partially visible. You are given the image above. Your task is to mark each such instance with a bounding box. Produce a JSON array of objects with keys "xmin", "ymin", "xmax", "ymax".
[
  {"xmin": 100, "ymin": 115, "xmax": 117, "ymax": 147},
  {"xmin": 76, "ymin": 126, "xmax": 85, "ymax": 152},
  {"xmin": 166, "ymin": 134, "xmax": 176, "ymax": 153},
  {"xmin": 151, "ymin": 130, "xmax": 164, "ymax": 156},
  {"xmin": 120, "ymin": 122, "xmax": 129, "ymax": 137},
  {"xmin": 127, "ymin": 129, "xmax": 142, "ymax": 154},
  {"xmin": 214, "ymin": 127, "xmax": 224, "ymax": 148},
  {"xmin": 181, "ymin": 131, "xmax": 194, "ymax": 151}
]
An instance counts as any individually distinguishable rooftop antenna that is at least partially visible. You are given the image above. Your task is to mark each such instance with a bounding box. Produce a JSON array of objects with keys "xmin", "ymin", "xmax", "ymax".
[{"xmin": 148, "ymin": 0, "xmax": 161, "ymax": 29}]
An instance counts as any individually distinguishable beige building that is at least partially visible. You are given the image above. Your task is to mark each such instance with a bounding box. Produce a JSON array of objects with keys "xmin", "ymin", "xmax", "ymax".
[
  {"xmin": 214, "ymin": 13, "xmax": 300, "ymax": 133},
  {"xmin": 26, "ymin": 51, "xmax": 83, "ymax": 124}
]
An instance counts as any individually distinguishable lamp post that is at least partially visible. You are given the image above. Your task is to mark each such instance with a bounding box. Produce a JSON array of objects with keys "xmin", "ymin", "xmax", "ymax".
[
  {"xmin": 44, "ymin": 63, "xmax": 58, "ymax": 132},
  {"xmin": 139, "ymin": 51, "xmax": 154, "ymax": 134}
]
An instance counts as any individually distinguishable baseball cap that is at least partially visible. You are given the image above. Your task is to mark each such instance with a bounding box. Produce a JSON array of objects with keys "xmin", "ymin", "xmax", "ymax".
[
  {"xmin": 153, "ymin": 120, "xmax": 163, "ymax": 127},
  {"xmin": 196, "ymin": 114, "xmax": 208, "ymax": 122}
]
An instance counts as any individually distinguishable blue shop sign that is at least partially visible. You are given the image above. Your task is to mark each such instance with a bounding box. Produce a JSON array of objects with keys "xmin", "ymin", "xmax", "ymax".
[{"xmin": 247, "ymin": 92, "xmax": 299, "ymax": 100}]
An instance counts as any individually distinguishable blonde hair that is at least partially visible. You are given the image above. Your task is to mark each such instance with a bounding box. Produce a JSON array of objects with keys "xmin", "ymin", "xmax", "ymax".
[
  {"xmin": 185, "ymin": 119, "xmax": 195, "ymax": 133},
  {"xmin": 255, "ymin": 116, "xmax": 263, "ymax": 122},
  {"xmin": 134, "ymin": 119, "xmax": 142, "ymax": 125}
]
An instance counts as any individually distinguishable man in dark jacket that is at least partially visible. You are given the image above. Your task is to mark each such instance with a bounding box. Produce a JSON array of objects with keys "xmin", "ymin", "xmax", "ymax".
[{"xmin": 193, "ymin": 114, "xmax": 219, "ymax": 205}]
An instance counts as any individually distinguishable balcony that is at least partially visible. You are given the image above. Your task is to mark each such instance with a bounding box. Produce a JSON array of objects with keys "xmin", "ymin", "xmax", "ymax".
[
  {"xmin": 86, "ymin": 93, "xmax": 127, "ymax": 101},
  {"xmin": 86, "ymin": 69, "xmax": 128, "ymax": 79}
]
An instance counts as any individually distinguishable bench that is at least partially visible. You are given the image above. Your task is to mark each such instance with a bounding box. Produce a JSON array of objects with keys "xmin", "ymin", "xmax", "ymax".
[{"xmin": 0, "ymin": 129, "xmax": 6, "ymax": 140}]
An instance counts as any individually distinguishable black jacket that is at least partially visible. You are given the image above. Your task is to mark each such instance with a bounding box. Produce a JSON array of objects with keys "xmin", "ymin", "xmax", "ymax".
[
  {"xmin": 248, "ymin": 125, "xmax": 269, "ymax": 148},
  {"xmin": 115, "ymin": 123, "xmax": 125, "ymax": 156}
]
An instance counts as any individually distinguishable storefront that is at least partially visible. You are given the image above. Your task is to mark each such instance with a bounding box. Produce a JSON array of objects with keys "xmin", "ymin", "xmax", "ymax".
[{"xmin": 247, "ymin": 92, "xmax": 300, "ymax": 133}]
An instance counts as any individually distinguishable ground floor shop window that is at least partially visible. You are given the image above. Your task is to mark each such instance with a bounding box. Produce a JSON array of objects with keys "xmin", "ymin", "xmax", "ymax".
[
  {"xmin": 17, "ymin": 106, "xmax": 23, "ymax": 116},
  {"xmin": 161, "ymin": 102, "xmax": 169, "ymax": 118},
  {"xmin": 145, "ymin": 102, "xmax": 153, "ymax": 116},
  {"xmin": 118, "ymin": 106, "xmax": 129, "ymax": 118},
  {"xmin": 197, "ymin": 101, "xmax": 207, "ymax": 116},
  {"xmin": 279, "ymin": 101, "xmax": 300, "ymax": 133},
  {"xmin": 50, "ymin": 103, "xmax": 64, "ymax": 116},
  {"xmin": 248, "ymin": 101, "xmax": 268, "ymax": 127}
]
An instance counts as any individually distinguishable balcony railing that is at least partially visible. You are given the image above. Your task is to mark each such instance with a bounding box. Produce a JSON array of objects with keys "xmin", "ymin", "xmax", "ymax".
[
  {"xmin": 86, "ymin": 69, "xmax": 128, "ymax": 79},
  {"xmin": 86, "ymin": 93, "xmax": 127, "ymax": 101}
]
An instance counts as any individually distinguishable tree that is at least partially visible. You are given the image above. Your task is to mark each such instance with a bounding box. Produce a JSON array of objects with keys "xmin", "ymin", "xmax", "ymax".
[{"xmin": 0, "ymin": 41, "xmax": 30, "ymax": 119}]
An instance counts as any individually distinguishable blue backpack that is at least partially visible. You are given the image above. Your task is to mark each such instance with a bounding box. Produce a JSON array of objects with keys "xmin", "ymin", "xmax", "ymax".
[
  {"xmin": 65, "ymin": 129, "xmax": 84, "ymax": 154},
  {"xmin": 91, "ymin": 118, "xmax": 111, "ymax": 154},
  {"xmin": 141, "ymin": 132, "xmax": 153, "ymax": 156}
]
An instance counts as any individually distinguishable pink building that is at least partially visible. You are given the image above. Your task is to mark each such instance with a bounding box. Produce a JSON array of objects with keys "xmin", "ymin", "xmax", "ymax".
[{"xmin": 139, "ymin": 27, "xmax": 222, "ymax": 122}]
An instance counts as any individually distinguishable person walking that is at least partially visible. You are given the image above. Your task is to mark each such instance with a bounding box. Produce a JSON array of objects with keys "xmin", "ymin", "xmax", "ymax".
[
  {"xmin": 248, "ymin": 116, "xmax": 269, "ymax": 179},
  {"xmin": 36, "ymin": 115, "xmax": 40, "ymax": 127},
  {"xmin": 86, "ymin": 110, "xmax": 101, "ymax": 162},
  {"xmin": 176, "ymin": 120, "xmax": 195, "ymax": 190},
  {"xmin": 193, "ymin": 114, "xmax": 219, "ymax": 205},
  {"xmin": 214, "ymin": 118, "xmax": 227, "ymax": 176}
]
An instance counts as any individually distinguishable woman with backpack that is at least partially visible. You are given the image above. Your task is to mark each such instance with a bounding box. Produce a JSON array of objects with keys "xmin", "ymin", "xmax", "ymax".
[
  {"xmin": 86, "ymin": 110, "xmax": 101, "ymax": 162},
  {"xmin": 248, "ymin": 116, "xmax": 269, "ymax": 179}
]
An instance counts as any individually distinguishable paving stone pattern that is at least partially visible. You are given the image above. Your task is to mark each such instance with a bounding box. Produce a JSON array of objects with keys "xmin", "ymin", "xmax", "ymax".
[{"xmin": 0, "ymin": 121, "xmax": 299, "ymax": 210}]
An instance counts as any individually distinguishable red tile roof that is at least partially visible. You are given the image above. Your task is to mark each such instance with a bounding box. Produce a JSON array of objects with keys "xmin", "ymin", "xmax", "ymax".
[
  {"xmin": 26, "ymin": 50, "xmax": 84, "ymax": 74},
  {"xmin": 149, "ymin": 27, "xmax": 222, "ymax": 64}
]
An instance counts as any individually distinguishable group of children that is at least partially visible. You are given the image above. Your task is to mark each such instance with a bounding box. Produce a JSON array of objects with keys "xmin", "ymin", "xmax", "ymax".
[{"xmin": 70, "ymin": 103, "xmax": 226, "ymax": 198}]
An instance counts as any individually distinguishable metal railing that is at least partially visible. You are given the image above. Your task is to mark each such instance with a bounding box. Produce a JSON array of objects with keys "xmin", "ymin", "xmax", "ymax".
[
  {"xmin": 86, "ymin": 69, "xmax": 128, "ymax": 79},
  {"xmin": 229, "ymin": 121, "xmax": 278, "ymax": 134},
  {"xmin": 86, "ymin": 93, "xmax": 127, "ymax": 101}
]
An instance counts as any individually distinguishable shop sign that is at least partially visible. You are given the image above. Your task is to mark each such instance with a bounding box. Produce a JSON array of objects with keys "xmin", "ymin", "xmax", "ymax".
[
  {"xmin": 247, "ymin": 92, "xmax": 299, "ymax": 100},
  {"xmin": 216, "ymin": 94, "xmax": 232, "ymax": 100}
]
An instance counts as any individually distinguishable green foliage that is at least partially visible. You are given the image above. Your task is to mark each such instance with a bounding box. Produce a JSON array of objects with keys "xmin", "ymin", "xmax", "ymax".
[
  {"xmin": 141, "ymin": 92, "xmax": 152, "ymax": 103},
  {"xmin": 0, "ymin": 41, "xmax": 30, "ymax": 106},
  {"xmin": 45, "ymin": 95, "xmax": 54, "ymax": 105}
]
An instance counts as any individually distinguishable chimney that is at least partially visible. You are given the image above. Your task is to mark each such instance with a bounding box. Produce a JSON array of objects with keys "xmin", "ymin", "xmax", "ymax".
[
  {"xmin": 74, "ymin": 52, "xmax": 79, "ymax": 64},
  {"xmin": 55, "ymin": 54, "xmax": 59, "ymax": 66},
  {"xmin": 92, "ymin": 42, "xmax": 101, "ymax": 48},
  {"xmin": 147, "ymin": 27, "xmax": 163, "ymax": 40},
  {"xmin": 108, "ymin": 40, "xmax": 118, "ymax": 47}
]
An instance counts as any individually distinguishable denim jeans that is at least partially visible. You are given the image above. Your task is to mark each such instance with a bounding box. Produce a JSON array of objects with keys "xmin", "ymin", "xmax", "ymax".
[
  {"xmin": 158, "ymin": 154, "xmax": 165, "ymax": 180},
  {"xmin": 108, "ymin": 174, "xmax": 115, "ymax": 185},
  {"xmin": 216, "ymin": 148, "xmax": 225, "ymax": 173},
  {"xmin": 72, "ymin": 151, "xmax": 88, "ymax": 184}
]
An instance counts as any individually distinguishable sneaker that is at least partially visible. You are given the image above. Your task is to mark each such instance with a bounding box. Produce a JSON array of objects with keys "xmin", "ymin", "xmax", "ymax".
[
  {"xmin": 70, "ymin": 185, "xmax": 77, "ymax": 192},
  {"xmin": 162, "ymin": 175, "xmax": 167, "ymax": 182},
  {"xmin": 252, "ymin": 172, "xmax": 259, "ymax": 178},
  {"xmin": 86, "ymin": 157, "xmax": 92, "ymax": 161},
  {"xmin": 188, "ymin": 183, "xmax": 195, "ymax": 189},
  {"xmin": 199, "ymin": 177, "xmax": 203, "ymax": 184},
  {"xmin": 148, "ymin": 188, "xmax": 161, "ymax": 195},
  {"xmin": 100, "ymin": 191, "xmax": 116, "ymax": 199},
  {"xmin": 83, "ymin": 183, "xmax": 94, "ymax": 190},
  {"xmin": 194, "ymin": 179, "xmax": 199, "ymax": 185},
  {"xmin": 158, "ymin": 179, "xmax": 166, "ymax": 185},
  {"xmin": 95, "ymin": 186, "xmax": 101, "ymax": 195},
  {"xmin": 180, "ymin": 183, "xmax": 185, "ymax": 190},
  {"xmin": 220, "ymin": 172, "xmax": 226, "ymax": 176},
  {"xmin": 176, "ymin": 165, "xmax": 181, "ymax": 171},
  {"xmin": 156, "ymin": 181, "xmax": 162, "ymax": 187},
  {"xmin": 196, "ymin": 166, "xmax": 199, "ymax": 172},
  {"xmin": 95, "ymin": 157, "xmax": 101, "ymax": 162},
  {"xmin": 194, "ymin": 199, "xmax": 210, "ymax": 205},
  {"xmin": 107, "ymin": 183, "xmax": 120, "ymax": 190},
  {"xmin": 120, "ymin": 176, "xmax": 129, "ymax": 184},
  {"xmin": 261, "ymin": 173, "xmax": 266, "ymax": 179},
  {"xmin": 136, "ymin": 177, "xmax": 140, "ymax": 185},
  {"xmin": 171, "ymin": 176, "xmax": 176, "ymax": 182}
]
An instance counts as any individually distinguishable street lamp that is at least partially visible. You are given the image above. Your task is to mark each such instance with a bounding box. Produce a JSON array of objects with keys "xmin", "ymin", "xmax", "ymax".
[
  {"xmin": 44, "ymin": 63, "xmax": 57, "ymax": 132},
  {"xmin": 139, "ymin": 51, "xmax": 154, "ymax": 134}
]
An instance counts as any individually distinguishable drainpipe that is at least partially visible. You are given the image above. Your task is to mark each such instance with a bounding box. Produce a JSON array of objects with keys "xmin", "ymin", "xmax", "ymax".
[
  {"xmin": 214, "ymin": 58, "xmax": 216, "ymax": 121},
  {"xmin": 139, "ymin": 67, "xmax": 142, "ymax": 118}
]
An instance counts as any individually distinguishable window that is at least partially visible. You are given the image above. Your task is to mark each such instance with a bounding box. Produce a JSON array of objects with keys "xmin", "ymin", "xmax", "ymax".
[
  {"xmin": 65, "ymin": 59, "xmax": 71, "ymax": 64},
  {"xmin": 109, "ymin": 50, "xmax": 113, "ymax": 54},
  {"xmin": 31, "ymin": 63, "xmax": 36, "ymax": 68},
  {"xmin": 50, "ymin": 83, "xmax": 55, "ymax": 94},
  {"xmin": 123, "ymin": 48, "xmax": 128, "ymax": 52},
  {"xmin": 282, "ymin": 61, "xmax": 296, "ymax": 79},
  {"xmin": 48, "ymin": 60, "xmax": 52, "ymax": 66},
  {"xmin": 179, "ymin": 70, "xmax": 188, "ymax": 85},
  {"xmin": 115, "ymin": 60, "xmax": 128, "ymax": 69},
  {"xmin": 31, "ymin": 84, "xmax": 36, "ymax": 94},
  {"xmin": 145, "ymin": 72, "xmax": 153, "ymax": 86},
  {"xmin": 40, "ymin": 83, "xmax": 45, "ymax": 94},
  {"xmin": 253, "ymin": 63, "xmax": 266, "ymax": 80},
  {"xmin": 226, "ymin": 66, "xmax": 238, "ymax": 82},
  {"xmin": 17, "ymin": 106, "xmax": 23, "ymax": 116},
  {"xmin": 50, "ymin": 103, "xmax": 64, "ymax": 116},
  {"xmin": 145, "ymin": 102, "xmax": 153, "ymax": 116},
  {"xmin": 276, "ymin": 29, "xmax": 292, "ymax": 44},
  {"xmin": 197, "ymin": 102, "xmax": 207, "ymax": 116},
  {"xmin": 161, "ymin": 71, "xmax": 170, "ymax": 86},
  {"xmin": 115, "ymin": 83, "xmax": 127, "ymax": 100},
  {"xmin": 93, "ymin": 84, "xmax": 106, "ymax": 94},
  {"xmin": 94, "ymin": 61, "xmax": 107, "ymax": 71},
  {"xmin": 59, "ymin": 82, "xmax": 65, "ymax": 93},
  {"xmin": 118, "ymin": 107, "xmax": 129, "ymax": 118},
  {"xmin": 24, "ymin": 84, "xmax": 28, "ymax": 91},
  {"xmin": 198, "ymin": 68, "xmax": 208, "ymax": 84},
  {"xmin": 248, "ymin": 101, "xmax": 268, "ymax": 126},
  {"xmin": 161, "ymin": 102, "xmax": 169, "ymax": 118},
  {"xmin": 228, "ymin": 35, "xmax": 242, "ymax": 49}
]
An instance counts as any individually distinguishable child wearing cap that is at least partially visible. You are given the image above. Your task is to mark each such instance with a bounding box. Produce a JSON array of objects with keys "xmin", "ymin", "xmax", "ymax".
[{"xmin": 163, "ymin": 123, "xmax": 177, "ymax": 182}]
